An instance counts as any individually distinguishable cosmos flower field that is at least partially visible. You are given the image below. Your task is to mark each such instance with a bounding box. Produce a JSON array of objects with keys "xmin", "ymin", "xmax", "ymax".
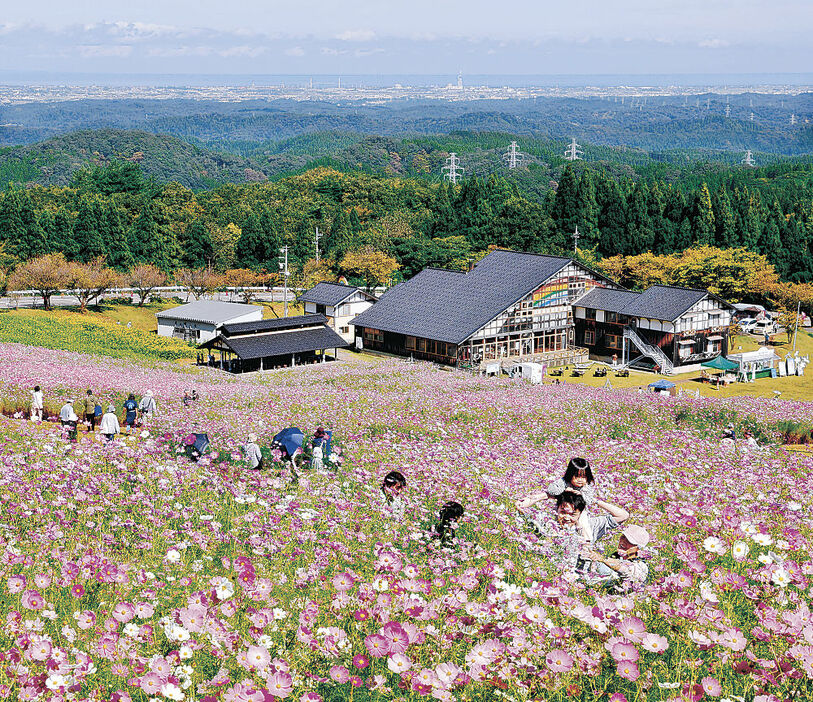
[{"xmin": 1, "ymin": 342, "xmax": 812, "ymax": 702}]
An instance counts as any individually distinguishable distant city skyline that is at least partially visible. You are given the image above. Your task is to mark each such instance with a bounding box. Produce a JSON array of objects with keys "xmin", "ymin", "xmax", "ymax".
[{"xmin": 0, "ymin": 1, "xmax": 810, "ymax": 75}]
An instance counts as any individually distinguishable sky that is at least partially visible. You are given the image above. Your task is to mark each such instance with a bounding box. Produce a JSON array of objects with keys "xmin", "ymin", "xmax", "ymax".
[{"xmin": 0, "ymin": 0, "xmax": 810, "ymax": 76}]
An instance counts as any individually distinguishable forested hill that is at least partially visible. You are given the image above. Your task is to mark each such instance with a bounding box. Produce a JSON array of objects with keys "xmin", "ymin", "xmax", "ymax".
[
  {"xmin": 0, "ymin": 130, "xmax": 267, "ymax": 190},
  {"xmin": 1, "ymin": 95, "xmax": 810, "ymax": 154}
]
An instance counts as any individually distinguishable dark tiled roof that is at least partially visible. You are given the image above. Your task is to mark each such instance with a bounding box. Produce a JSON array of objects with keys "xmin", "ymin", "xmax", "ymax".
[
  {"xmin": 576, "ymin": 288, "xmax": 641, "ymax": 315},
  {"xmin": 577, "ymin": 284, "xmax": 714, "ymax": 322},
  {"xmin": 217, "ymin": 327, "xmax": 349, "ymax": 360},
  {"xmin": 223, "ymin": 315, "xmax": 327, "ymax": 335},
  {"xmin": 298, "ymin": 282, "xmax": 375, "ymax": 306},
  {"xmin": 351, "ymin": 250, "xmax": 578, "ymax": 344}
]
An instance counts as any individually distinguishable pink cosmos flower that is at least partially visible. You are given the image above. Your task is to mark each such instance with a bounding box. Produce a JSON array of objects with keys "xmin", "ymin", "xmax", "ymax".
[
  {"xmin": 299, "ymin": 694, "xmax": 323, "ymax": 702},
  {"xmin": 610, "ymin": 642, "xmax": 639, "ymax": 663},
  {"xmin": 609, "ymin": 695, "xmax": 628, "ymax": 702},
  {"xmin": 112, "ymin": 602, "xmax": 135, "ymax": 623},
  {"xmin": 641, "ymin": 633, "xmax": 669, "ymax": 653},
  {"xmin": 365, "ymin": 634, "xmax": 389, "ymax": 658},
  {"xmin": 140, "ymin": 673, "xmax": 163, "ymax": 695},
  {"xmin": 616, "ymin": 661, "xmax": 640, "ymax": 681},
  {"xmin": 352, "ymin": 654, "xmax": 370, "ymax": 669},
  {"xmin": 387, "ymin": 653, "xmax": 413, "ymax": 674},
  {"xmin": 7, "ymin": 576, "xmax": 26, "ymax": 594},
  {"xmin": 247, "ymin": 645, "xmax": 271, "ymax": 670},
  {"xmin": 76, "ymin": 611, "xmax": 96, "ymax": 630},
  {"xmin": 331, "ymin": 572, "xmax": 354, "ymax": 592},
  {"xmin": 70, "ymin": 584, "xmax": 85, "ymax": 598},
  {"xmin": 381, "ymin": 622, "xmax": 410, "ymax": 655},
  {"xmin": 20, "ymin": 589, "xmax": 44, "ymax": 610},
  {"xmin": 617, "ymin": 617, "xmax": 646, "ymax": 643},
  {"xmin": 545, "ymin": 649, "xmax": 574, "ymax": 673},
  {"xmin": 29, "ymin": 640, "xmax": 52, "ymax": 661},
  {"xmin": 329, "ymin": 665, "xmax": 350, "ymax": 683},
  {"xmin": 179, "ymin": 605, "xmax": 206, "ymax": 632},
  {"xmin": 701, "ymin": 676, "xmax": 722, "ymax": 697},
  {"xmin": 267, "ymin": 671, "xmax": 293, "ymax": 698}
]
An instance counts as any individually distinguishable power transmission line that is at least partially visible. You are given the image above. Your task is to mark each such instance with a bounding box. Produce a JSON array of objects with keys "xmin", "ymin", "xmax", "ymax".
[{"xmin": 741, "ymin": 150, "xmax": 756, "ymax": 167}]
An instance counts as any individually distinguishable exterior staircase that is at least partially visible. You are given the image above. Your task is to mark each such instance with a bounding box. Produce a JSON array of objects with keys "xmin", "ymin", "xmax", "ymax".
[{"xmin": 623, "ymin": 326, "xmax": 674, "ymax": 375}]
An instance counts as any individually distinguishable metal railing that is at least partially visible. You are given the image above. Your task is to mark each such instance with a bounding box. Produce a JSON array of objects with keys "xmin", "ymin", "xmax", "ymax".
[{"xmin": 623, "ymin": 326, "xmax": 674, "ymax": 374}]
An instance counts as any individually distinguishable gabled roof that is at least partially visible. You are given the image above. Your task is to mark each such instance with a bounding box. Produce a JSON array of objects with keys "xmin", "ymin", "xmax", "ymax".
[
  {"xmin": 223, "ymin": 315, "xmax": 327, "ymax": 336},
  {"xmin": 212, "ymin": 326, "xmax": 349, "ymax": 360},
  {"xmin": 577, "ymin": 284, "xmax": 730, "ymax": 323},
  {"xmin": 298, "ymin": 282, "xmax": 376, "ymax": 306},
  {"xmin": 156, "ymin": 300, "xmax": 261, "ymax": 325},
  {"xmin": 351, "ymin": 249, "xmax": 603, "ymax": 345}
]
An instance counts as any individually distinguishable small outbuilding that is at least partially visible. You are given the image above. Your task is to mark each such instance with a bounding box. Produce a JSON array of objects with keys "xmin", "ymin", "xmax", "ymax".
[
  {"xmin": 298, "ymin": 282, "xmax": 377, "ymax": 343},
  {"xmin": 198, "ymin": 314, "xmax": 349, "ymax": 373},
  {"xmin": 156, "ymin": 301, "xmax": 262, "ymax": 343}
]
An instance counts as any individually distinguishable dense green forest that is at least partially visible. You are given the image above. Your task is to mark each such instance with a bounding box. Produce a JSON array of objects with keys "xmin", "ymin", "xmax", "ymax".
[{"xmin": 2, "ymin": 158, "xmax": 811, "ymax": 284}]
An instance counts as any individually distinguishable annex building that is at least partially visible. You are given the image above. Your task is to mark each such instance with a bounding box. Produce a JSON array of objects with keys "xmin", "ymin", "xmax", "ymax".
[
  {"xmin": 156, "ymin": 301, "xmax": 262, "ymax": 343},
  {"xmin": 351, "ymin": 249, "xmax": 734, "ymax": 374},
  {"xmin": 198, "ymin": 315, "xmax": 348, "ymax": 373},
  {"xmin": 298, "ymin": 282, "xmax": 377, "ymax": 344}
]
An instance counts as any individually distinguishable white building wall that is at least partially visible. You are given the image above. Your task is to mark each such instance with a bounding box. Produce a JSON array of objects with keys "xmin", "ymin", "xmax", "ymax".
[{"xmin": 157, "ymin": 308, "xmax": 262, "ymax": 344}]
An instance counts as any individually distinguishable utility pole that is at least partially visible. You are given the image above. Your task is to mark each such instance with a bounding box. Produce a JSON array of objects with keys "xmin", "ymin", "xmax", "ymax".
[
  {"xmin": 314, "ymin": 227, "xmax": 322, "ymax": 264},
  {"xmin": 442, "ymin": 152, "xmax": 463, "ymax": 184},
  {"xmin": 791, "ymin": 113, "xmax": 797, "ymax": 125},
  {"xmin": 793, "ymin": 300, "xmax": 801, "ymax": 355},
  {"xmin": 278, "ymin": 246, "xmax": 289, "ymax": 317},
  {"xmin": 503, "ymin": 141, "xmax": 525, "ymax": 169},
  {"xmin": 725, "ymin": 102, "xmax": 731, "ymax": 118},
  {"xmin": 564, "ymin": 138, "xmax": 583, "ymax": 161},
  {"xmin": 572, "ymin": 225, "xmax": 580, "ymax": 253}
]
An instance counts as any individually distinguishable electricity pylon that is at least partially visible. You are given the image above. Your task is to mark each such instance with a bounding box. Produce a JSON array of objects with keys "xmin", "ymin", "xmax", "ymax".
[
  {"xmin": 564, "ymin": 138, "xmax": 583, "ymax": 161},
  {"xmin": 442, "ymin": 152, "xmax": 464, "ymax": 184},
  {"xmin": 503, "ymin": 141, "xmax": 525, "ymax": 169},
  {"xmin": 741, "ymin": 150, "xmax": 756, "ymax": 167}
]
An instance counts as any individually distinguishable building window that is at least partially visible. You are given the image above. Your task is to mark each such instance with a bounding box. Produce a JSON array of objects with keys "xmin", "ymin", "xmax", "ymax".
[
  {"xmin": 417, "ymin": 338, "xmax": 426, "ymax": 352},
  {"xmin": 584, "ymin": 330, "xmax": 596, "ymax": 346},
  {"xmin": 340, "ymin": 326, "xmax": 350, "ymax": 334},
  {"xmin": 585, "ymin": 308, "xmax": 597, "ymax": 320},
  {"xmin": 606, "ymin": 311, "xmax": 619, "ymax": 324},
  {"xmin": 606, "ymin": 334, "xmax": 621, "ymax": 349},
  {"xmin": 364, "ymin": 328, "xmax": 383, "ymax": 345},
  {"xmin": 405, "ymin": 336, "xmax": 416, "ymax": 350}
]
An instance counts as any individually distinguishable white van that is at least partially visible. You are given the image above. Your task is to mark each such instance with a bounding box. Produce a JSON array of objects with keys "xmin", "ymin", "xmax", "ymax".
[{"xmin": 750, "ymin": 319, "xmax": 776, "ymax": 336}]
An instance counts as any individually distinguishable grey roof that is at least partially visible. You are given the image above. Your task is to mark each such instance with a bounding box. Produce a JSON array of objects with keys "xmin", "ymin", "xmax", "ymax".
[
  {"xmin": 213, "ymin": 326, "xmax": 349, "ymax": 360},
  {"xmin": 298, "ymin": 282, "xmax": 376, "ymax": 306},
  {"xmin": 351, "ymin": 250, "xmax": 593, "ymax": 345},
  {"xmin": 223, "ymin": 314, "xmax": 327, "ymax": 335},
  {"xmin": 156, "ymin": 300, "xmax": 261, "ymax": 325},
  {"xmin": 577, "ymin": 284, "xmax": 722, "ymax": 322}
]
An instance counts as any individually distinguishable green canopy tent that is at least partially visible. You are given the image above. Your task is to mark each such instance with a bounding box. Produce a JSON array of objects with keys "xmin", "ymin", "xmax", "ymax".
[{"xmin": 701, "ymin": 356, "xmax": 739, "ymax": 371}]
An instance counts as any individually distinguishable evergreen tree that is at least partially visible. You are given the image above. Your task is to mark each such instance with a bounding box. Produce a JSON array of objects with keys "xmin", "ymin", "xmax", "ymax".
[
  {"xmin": 129, "ymin": 200, "xmax": 170, "ymax": 270},
  {"xmin": 104, "ymin": 206, "xmax": 134, "ymax": 270},
  {"xmin": 432, "ymin": 182, "xmax": 458, "ymax": 237},
  {"xmin": 595, "ymin": 177, "xmax": 627, "ymax": 256},
  {"xmin": 73, "ymin": 198, "xmax": 106, "ymax": 262},
  {"xmin": 756, "ymin": 201, "xmax": 784, "ymax": 274},
  {"xmin": 328, "ymin": 209, "xmax": 355, "ymax": 260},
  {"xmin": 52, "ymin": 208, "xmax": 80, "ymax": 260},
  {"xmin": 661, "ymin": 188, "xmax": 689, "ymax": 253},
  {"xmin": 182, "ymin": 219, "xmax": 213, "ymax": 269},
  {"xmin": 551, "ymin": 165, "xmax": 580, "ymax": 239},
  {"xmin": 625, "ymin": 183, "xmax": 654, "ymax": 254},
  {"xmin": 691, "ymin": 184, "xmax": 715, "ymax": 246},
  {"xmin": 711, "ymin": 187, "xmax": 736, "ymax": 248},
  {"xmin": 576, "ymin": 170, "xmax": 600, "ymax": 249},
  {"xmin": 736, "ymin": 187, "xmax": 764, "ymax": 251},
  {"xmin": 0, "ymin": 190, "xmax": 26, "ymax": 258},
  {"xmin": 236, "ymin": 209, "xmax": 280, "ymax": 270}
]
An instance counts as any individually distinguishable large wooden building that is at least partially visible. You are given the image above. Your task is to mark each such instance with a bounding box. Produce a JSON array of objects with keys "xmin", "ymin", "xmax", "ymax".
[
  {"xmin": 298, "ymin": 282, "xmax": 377, "ymax": 343},
  {"xmin": 573, "ymin": 285, "xmax": 734, "ymax": 373},
  {"xmin": 351, "ymin": 250, "xmax": 617, "ymax": 366},
  {"xmin": 351, "ymin": 249, "xmax": 734, "ymax": 374}
]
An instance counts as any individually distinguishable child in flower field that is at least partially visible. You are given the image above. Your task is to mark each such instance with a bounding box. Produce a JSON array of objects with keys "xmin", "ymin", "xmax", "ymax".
[
  {"xmin": 379, "ymin": 471, "xmax": 407, "ymax": 517},
  {"xmin": 29, "ymin": 385, "xmax": 43, "ymax": 422},
  {"xmin": 516, "ymin": 457, "xmax": 597, "ymax": 542},
  {"xmin": 430, "ymin": 500, "xmax": 465, "ymax": 543},
  {"xmin": 584, "ymin": 524, "xmax": 650, "ymax": 589},
  {"xmin": 123, "ymin": 393, "xmax": 138, "ymax": 431}
]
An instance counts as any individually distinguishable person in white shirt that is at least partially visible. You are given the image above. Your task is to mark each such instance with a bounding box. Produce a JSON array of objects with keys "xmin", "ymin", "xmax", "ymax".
[
  {"xmin": 30, "ymin": 386, "xmax": 44, "ymax": 422},
  {"xmin": 99, "ymin": 405, "xmax": 120, "ymax": 442},
  {"xmin": 378, "ymin": 471, "xmax": 407, "ymax": 517},
  {"xmin": 59, "ymin": 400, "xmax": 77, "ymax": 426},
  {"xmin": 139, "ymin": 390, "xmax": 157, "ymax": 421},
  {"xmin": 244, "ymin": 433, "xmax": 263, "ymax": 470}
]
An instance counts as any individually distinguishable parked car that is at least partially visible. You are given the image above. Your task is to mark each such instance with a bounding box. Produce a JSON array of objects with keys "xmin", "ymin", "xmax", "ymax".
[
  {"xmin": 738, "ymin": 317, "xmax": 758, "ymax": 332},
  {"xmin": 750, "ymin": 319, "xmax": 777, "ymax": 336}
]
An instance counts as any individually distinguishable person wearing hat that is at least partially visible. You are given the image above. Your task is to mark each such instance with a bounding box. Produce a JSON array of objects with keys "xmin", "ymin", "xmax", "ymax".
[
  {"xmin": 139, "ymin": 390, "xmax": 157, "ymax": 421},
  {"xmin": 585, "ymin": 524, "xmax": 650, "ymax": 586},
  {"xmin": 99, "ymin": 404, "xmax": 120, "ymax": 442},
  {"xmin": 743, "ymin": 430, "xmax": 759, "ymax": 448},
  {"xmin": 59, "ymin": 398, "xmax": 79, "ymax": 442},
  {"xmin": 244, "ymin": 433, "xmax": 263, "ymax": 470}
]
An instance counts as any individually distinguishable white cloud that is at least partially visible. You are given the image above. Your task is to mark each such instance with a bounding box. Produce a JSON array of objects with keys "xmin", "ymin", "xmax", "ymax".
[
  {"xmin": 353, "ymin": 47, "xmax": 384, "ymax": 57},
  {"xmin": 218, "ymin": 45, "xmax": 267, "ymax": 58},
  {"xmin": 335, "ymin": 29, "xmax": 376, "ymax": 42},
  {"xmin": 146, "ymin": 46, "xmax": 212, "ymax": 57},
  {"xmin": 698, "ymin": 38, "xmax": 730, "ymax": 49},
  {"xmin": 284, "ymin": 46, "xmax": 305, "ymax": 56}
]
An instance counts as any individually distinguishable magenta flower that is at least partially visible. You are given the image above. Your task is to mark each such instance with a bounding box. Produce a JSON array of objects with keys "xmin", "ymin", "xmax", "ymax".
[
  {"xmin": 20, "ymin": 589, "xmax": 44, "ymax": 610},
  {"xmin": 364, "ymin": 634, "xmax": 389, "ymax": 658},
  {"xmin": 352, "ymin": 654, "xmax": 370, "ymax": 669}
]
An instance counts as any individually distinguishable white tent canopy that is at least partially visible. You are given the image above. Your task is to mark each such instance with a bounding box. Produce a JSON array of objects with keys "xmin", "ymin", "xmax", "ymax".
[{"xmin": 728, "ymin": 348, "xmax": 780, "ymax": 367}]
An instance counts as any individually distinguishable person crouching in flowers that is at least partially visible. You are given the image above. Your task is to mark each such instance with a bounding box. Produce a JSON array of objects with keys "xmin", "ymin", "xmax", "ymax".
[
  {"xmin": 59, "ymin": 398, "xmax": 79, "ymax": 442},
  {"xmin": 584, "ymin": 524, "xmax": 650, "ymax": 589},
  {"xmin": 379, "ymin": 471, "xmax": 406, "ymax": 517},
  {"xmin": 243, "ymin": 433, "xmax": 263, "ymax": 470},
  {"xmin": 430, "ymin": 501, "xmax": 464, "ymax": 544}
]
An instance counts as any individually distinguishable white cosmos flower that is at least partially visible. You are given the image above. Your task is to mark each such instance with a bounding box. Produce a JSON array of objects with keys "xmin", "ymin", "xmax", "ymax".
[
  {"xmin": 753, "ymin": 533, "xmax": 773, "ymax": 546},
  {"xmin": 699, "ymin": 581, "xmax": 719, "ymax": 603},
  {"xmin": 772, "ymin": 568, "xmax": 792, "ymax": 588},
  {"xmin": 731, "ymin": 541, "xmax": 750, "ymax": 560},
  {"xmin": 165, "ymin": 549, "xmax": 181, "ymax": 563}
]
